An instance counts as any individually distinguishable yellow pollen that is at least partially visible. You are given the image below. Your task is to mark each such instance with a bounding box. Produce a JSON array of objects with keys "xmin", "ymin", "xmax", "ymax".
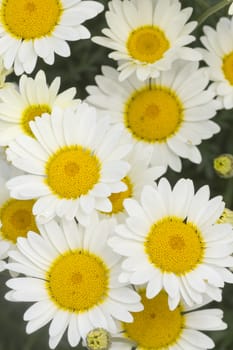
[
  {"xmin": 107, "ymin": 177, "xmax": 133, "ymax": 215},
  {"xmin": 46, "ymin": 250, "xmax": 109, "ymax": 312},
  {"xmin": 21, "ymin": 104, "xmax": 51, "ymax": 137},
  {"xmin": 144, "ymin": 217, "xmax": 205, "ymax": 274},
  {"xmin": 123, "ymin": 290, "xmax": 184, "ymax": 349},
  {"xmin": 0, "ymin": 199, "xmax": 38, "ymax": 243},
  {"xmin": 1, "ymin": 0, "xmax": 63, "ymax": 40},
  {"xmin": 45, "ymin": 146, "xmax": 101, "ymax": 199},
  {"xmin": 127, "ymin": 26, "xmax": 170, "ymax": 63},
  {"xmin": 124, "ymin": 87, "xmax": 183, "ymax": 143},
  {"xmin": 222, "ymin": 52, "xmax": 233, "ymax": 85}
]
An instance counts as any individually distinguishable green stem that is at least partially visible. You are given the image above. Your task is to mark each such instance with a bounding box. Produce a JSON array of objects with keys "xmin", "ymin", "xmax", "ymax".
[{"xmin": 196, "ymin": 0, "xmax": 232, "ymax": 27}]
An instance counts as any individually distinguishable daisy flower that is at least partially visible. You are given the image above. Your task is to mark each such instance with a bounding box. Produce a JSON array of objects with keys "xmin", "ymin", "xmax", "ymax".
[
  {"xmin": 0, "ymin": 152, "xmax": 39, "ymax": 268},
  {"xmin": 0, "ymin": 0, "xmax": 104, "ymax": 75},
  {"xmin": 92, "ymin": 0, "xmax": 201, "ymax": 81},
  {"xmin": 108, "ymin": 290, "xmax": 227, "ymax": 350},
  {"xmin": 109, "ymin": 178, "xmax": 233, "ymax": 310},
  {"xmin": 98, "ymin": 148, "xmax": 165, "ymax": 222},
  {"xmin": 200, "ymin": 17, "xmax": 233, "ymax": 109},
  {"xmin": 0, "ymin": 70, "xmax": 77, "ymax": 146},
  {"xmin": 5, "ymin": 218, "xmax": 143, "ymax": 349},
  {"xmin": 6, "ymin": 103, "xmax": 132, "ymax": 225},
  {"xmin": 86, "ymin": 63, "xmax": 219, "ymax": 172}
]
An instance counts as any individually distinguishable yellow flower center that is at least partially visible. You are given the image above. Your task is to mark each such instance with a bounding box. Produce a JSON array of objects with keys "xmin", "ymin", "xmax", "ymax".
[
  {"xmin": 46, "ymin": 250, "xmax": 109, "ymax": 312},
  {"xmin": 45, "ymin": 146, "xmax": 101, "ymax": 199},
  {"xmin": 21, "ymin": 104, "xmax": 51, "ymax": 137},
  {"xmin": 123, "ymin": 290, "xmax": 184, "ymax": 349},
  {"xmin": 222, "ymin": 51, "xmax": 233, "ymax": 85},
  {"xmin": 127, "ymin": 26, "xmax": 170, "ymax": 63},
  {"xmin": 124, "ymin": 87, "xmax": 183, "ymax": 143},
  {"xmin": 107, "ymin": 177, "xmax": 133, "ymax": 215},
  {"xmin": 0, "ymin": 199, "xmax": 38, "ymax": 243},
  {"xmin": 1, "ymin": 0, "xmax": 63, "ymax": 40},
  {"xmin": 144, "ymin": 217, "xmax": 205, "ymax": 274}
]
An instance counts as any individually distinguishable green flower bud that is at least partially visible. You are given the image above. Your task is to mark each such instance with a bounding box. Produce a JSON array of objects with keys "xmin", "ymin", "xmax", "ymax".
[{"xmin": 213, "ymin": 154, "xmax": 233, "ymax": 178}]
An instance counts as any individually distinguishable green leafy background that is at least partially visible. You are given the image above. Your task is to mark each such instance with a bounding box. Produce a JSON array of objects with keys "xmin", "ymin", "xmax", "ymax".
[{"xmin": 1, "ymin": 0, "xmax": 233, "ymax": 349}]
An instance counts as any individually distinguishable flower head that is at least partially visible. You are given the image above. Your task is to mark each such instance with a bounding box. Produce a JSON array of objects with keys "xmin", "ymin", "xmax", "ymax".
[
  {"xmin": 0, "ymin": 0, "xmax": 104, "ymax": 75},
  {"xmin": 109, "ymin": 178, "xmax": 233, "ymax": 309},
  {"xmin": 6, "ymin": 103, "xmax": 132, "ymax": 225},
  {"xmin": 200, "ymin": 16, "xmax": 233, "ymax": 109},
  {"xmin": 111, "ymin": 289, "xmax": 227, "ymax": 350},
  {"xmin": 87, "ymin": 63, "xmax": 219, "ymax": 172},
  {"xmin": 0, "ymin": 70, "xmax": 77, "ymax": 146},
  {"xmin": 92, "ymin": 0, "xmax": 201, "ymax": 81},
  {"xmin": 6, "ymin": 218, "xmax": 142, "ymax": 349}
]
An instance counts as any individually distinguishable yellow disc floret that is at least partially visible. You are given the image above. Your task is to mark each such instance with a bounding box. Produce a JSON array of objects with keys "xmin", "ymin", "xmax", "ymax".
[
  {"xmin": 145, "ymin": 217, "xmax": 205, "ymax": 274},
  {"xmin": 127, "ymin": 26, "xmax": 170, "ymax": 63},
  {"xmin": 1, "ymin": 0, "xmax": 62, "ymax": 39},
  {"xmin": 123, "ymin": 290, "xmax": 184, "ymax": 349},
  {"xmin": 21, "ymin": 104, "xmax": 51, "ymax": 137},
  {"xmin": 45, "ymin": 146, "xmax": 101, "ymax": 199},
  {"xmin": 125, "ymin": 87, "xmax": 183, "ymax": 143},
  {"xmin": 107, "ymin": 177, "xmax": 133, "ymax": 214},
  {"xmin": 222, "ymin": 52, "xmax": 233, "ymax": 85},
  {"xmin": 46, "ymin": 250, "xmax": 109, "ymax": 312},
  {"xmin": 0, "ymin": 198, "xmax": 38, "ymax": 243}
]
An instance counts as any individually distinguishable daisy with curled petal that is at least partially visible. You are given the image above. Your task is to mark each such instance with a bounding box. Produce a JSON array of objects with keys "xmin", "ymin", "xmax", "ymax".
[
  {"xmin": 86, "ymin": 63, "xmax": 219, "ymax": 172},
  {"xmin": 98, "ymin": 147, "xmax": 166, "ymax": 223},
  {"xmin": 200, "ymin": 17, "xmax": 233, "ymax": 110},
  {"xmin": 0, "ymin": 70, "xmax": 77, "ymax": 146},
  {"xmin": 0, "ymin": 0, "xmax": 104, "ymax": 75},
  {"xmin": 6, "ymin": 103, "xmax": 132, "ymax": 225},
  {"xmin": 108, "ymin": 290, "xmax": 227, "ymax": 350},
  {"xmin": 109, "ymin": 177, "xmax": 233, "ymax": 310},
  {"xmin": 92, "ymin": 0, "xmax": 201, "ymax": 81},
  {"xmin": 5, "ymin": 218, "xmax": 143, "ymax": 349}
]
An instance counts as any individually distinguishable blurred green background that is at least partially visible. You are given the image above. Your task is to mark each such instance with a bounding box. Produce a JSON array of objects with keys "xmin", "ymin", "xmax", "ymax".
[{"xmin": 1, "ymin": 0, "xmax": 233, "ymax": 349}]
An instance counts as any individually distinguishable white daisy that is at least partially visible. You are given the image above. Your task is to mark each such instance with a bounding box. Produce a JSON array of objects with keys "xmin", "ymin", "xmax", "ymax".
[
  {"xmin": 0, "ymin": 0, "xmax": 104, "ymax": 75},
  {"xmin": 200, "ymin": 16, "xmax": 233, "ymax": 109},
  {"xmin": 0, "ymin": 152, "xmax": 39, "ymax": 268},
  {"xmin": 92, "ymin": 0, "xmax": 201, "ymax": 81},
  {"xmin": 5, "ymin": 218, "xmax": 143, "ymax": 349},
  {"xmin": 0, "ymin": 70, "xmax": 77, "ymax": 146},
  {"xmin": 109, "ymin": 290, "xmax": 227, "ymax": 350},
  {"xmin": 6, "ymin": 103, "xmax": 132, "ymax": 225},
  {"xmin": 86, "ymin": 63, "xmax": 219, "ymax": 172},
  {"xmin": 98, "ymin": 148, "xmax": 165, "ymax": 223},
  {"xmin": 109, "ymin": 178, "xmax": 233, "ymax": 310}
]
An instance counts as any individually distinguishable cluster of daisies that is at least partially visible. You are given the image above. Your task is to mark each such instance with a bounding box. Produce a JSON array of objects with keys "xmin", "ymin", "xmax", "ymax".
[{"xmin": 0, "ymin": 0, "xmax": 233, "ymax": 349}]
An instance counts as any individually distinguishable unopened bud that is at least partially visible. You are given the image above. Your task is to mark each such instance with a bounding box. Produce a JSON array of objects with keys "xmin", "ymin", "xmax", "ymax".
[
  {"xmin": 86, "ymin": 328, "xmax": 111, "ymax": 350},
  {"xmin": 213, "ymin": 154, "xmax": 233, "ymax": 178}
]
